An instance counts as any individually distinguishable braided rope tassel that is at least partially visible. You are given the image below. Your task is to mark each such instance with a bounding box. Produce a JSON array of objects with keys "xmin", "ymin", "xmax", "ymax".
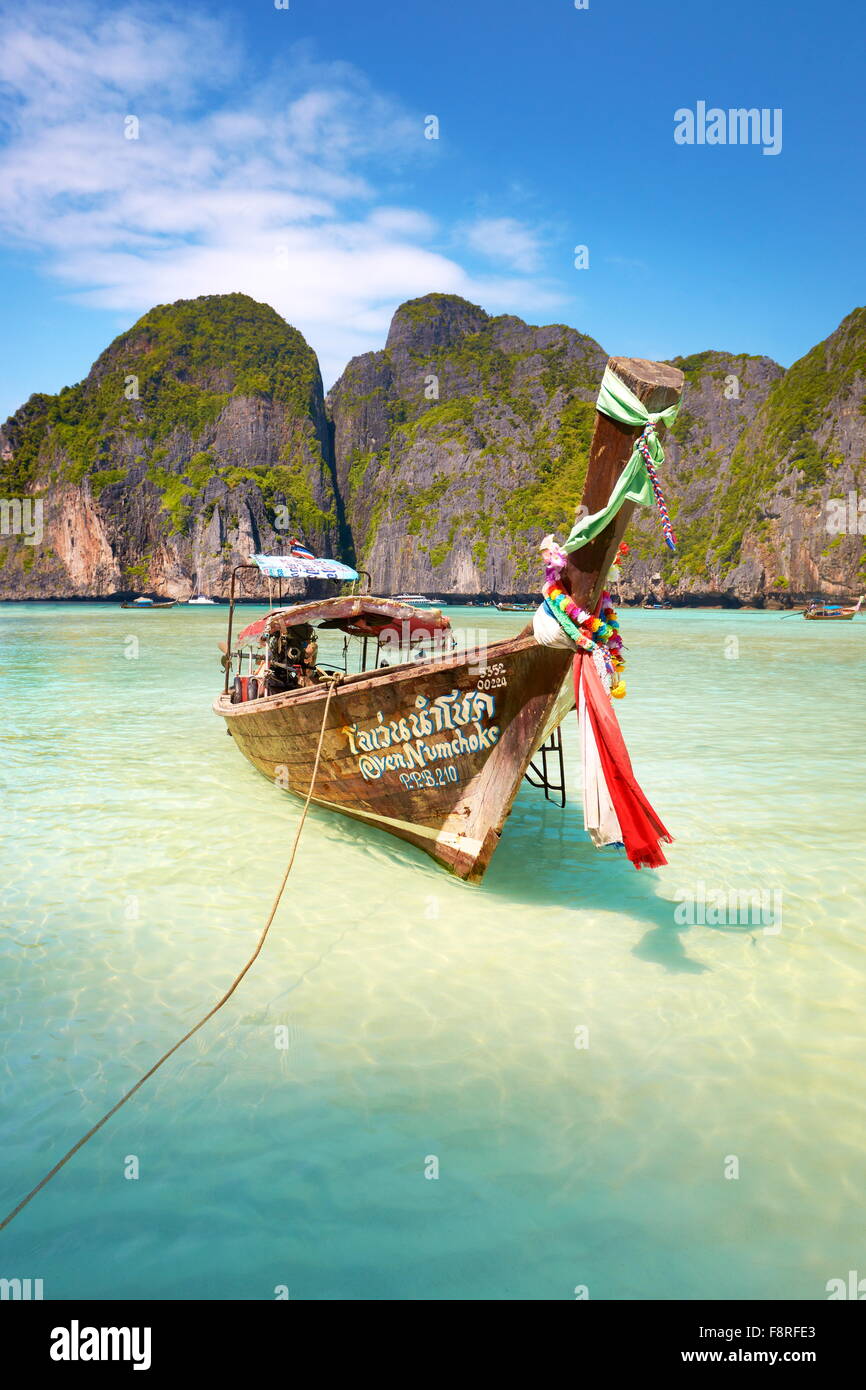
[{"xmin": 637, "ymin": 425, "xmax": 677, "ymax": 550}]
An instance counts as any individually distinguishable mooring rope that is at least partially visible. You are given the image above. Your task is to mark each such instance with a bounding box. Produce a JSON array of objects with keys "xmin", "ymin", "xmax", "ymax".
[{"xmin": 0, "ymin": 677, "xmax": 340, "ymax": 1233}]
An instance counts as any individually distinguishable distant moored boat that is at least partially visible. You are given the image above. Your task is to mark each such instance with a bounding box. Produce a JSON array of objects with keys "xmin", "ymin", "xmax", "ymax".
[
  {"xmin": 803, "ymin": 596, "xmax": 862, "ymax": 620},
  {"xmin": 393, "ymin": 592, "xmax": 436, "ymax": 607},
  {"xmin": 120, "ymin": 596, "xmax": 178, "ymax": 609}
]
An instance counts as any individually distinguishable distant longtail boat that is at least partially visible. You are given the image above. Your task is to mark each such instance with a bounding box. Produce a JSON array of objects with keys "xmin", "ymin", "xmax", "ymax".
[{"xmin": 803, "ymin": 596, "xmax": 863, "ymax": 620}]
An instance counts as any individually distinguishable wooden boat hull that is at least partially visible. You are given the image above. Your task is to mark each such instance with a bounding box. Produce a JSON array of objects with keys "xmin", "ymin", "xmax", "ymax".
[
  {"xmin": 215, "ymin": 633, "xmax": 573, "ymax": 882},
  {"xmin": 214, "ymin": 354, "xmax": 684, "ymax": 882},
  {"xmin": 803, "ymin": 610, "xmax": 857, "ymax": 620}
]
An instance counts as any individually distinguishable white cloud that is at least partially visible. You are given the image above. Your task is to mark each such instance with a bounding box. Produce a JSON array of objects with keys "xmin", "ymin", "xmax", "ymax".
[
  {"xmin": 0, "ymin": 3, "xmax": 563, "ymax": 387},
  {"xmin": 464, "ymin": 217, "xmax": 545, "ymax": 273}
]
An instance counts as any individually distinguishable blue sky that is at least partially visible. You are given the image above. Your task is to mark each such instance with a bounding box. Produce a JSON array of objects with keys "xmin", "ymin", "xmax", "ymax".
[{"xmin": 0, "ymin": 0, "xmax": 862, "ymax": 421}]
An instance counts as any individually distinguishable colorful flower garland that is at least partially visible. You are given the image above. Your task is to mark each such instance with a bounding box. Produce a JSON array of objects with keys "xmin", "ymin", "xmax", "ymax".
[{"xmin": 542, "ymin": 582, "xmax": 627, "ymax": 698}]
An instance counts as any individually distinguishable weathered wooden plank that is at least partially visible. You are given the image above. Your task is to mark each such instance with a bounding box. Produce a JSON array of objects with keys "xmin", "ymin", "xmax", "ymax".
[{"xmin": 564, "ymin": 356, "xmax": 684, "ymax": 610}]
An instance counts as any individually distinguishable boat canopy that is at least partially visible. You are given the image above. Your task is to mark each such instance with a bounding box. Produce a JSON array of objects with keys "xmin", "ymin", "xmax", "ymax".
[
  {"xmin": 249, "ymin": 552, "xmax": 359, "ymax": 581},
  {"xmin": 235, "ymin": 595, "xmax": 451, "ymax": 647}
]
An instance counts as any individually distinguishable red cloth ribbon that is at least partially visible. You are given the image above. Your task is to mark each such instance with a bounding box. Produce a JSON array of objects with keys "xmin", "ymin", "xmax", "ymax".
[{"xmin": 575, "ymin": 653, "xmax": 672, "ymax": 869}]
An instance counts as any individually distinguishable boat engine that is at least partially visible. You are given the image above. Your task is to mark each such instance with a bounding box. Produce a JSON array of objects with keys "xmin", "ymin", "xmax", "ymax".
[{"xmin": 264, "ymin": 623, "xmax": 318, "ymax": 694}]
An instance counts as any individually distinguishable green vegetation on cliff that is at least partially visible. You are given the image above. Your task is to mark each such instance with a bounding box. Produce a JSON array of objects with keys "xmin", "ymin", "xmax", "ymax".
[
  {"xmin": 121, "ymin": 293, "xmax": 321, "ymax": 423},
  {"xmin": 682, "ymin": 310, "xmax": 866, "ymax": 576},
  {"xmin": 333, "ymin": 294, "xmax": 608, "ymax": 583},
  {"xmin": 0, "ymin": 294, "xmax": 323, "ymax": 498},
  {"xmin": 4, "ymin": 290, "xmax": 866, "ymax": 600},
  {"xmin": 497, "ymin": 399, "xmax": 595, "ymax": 535}
]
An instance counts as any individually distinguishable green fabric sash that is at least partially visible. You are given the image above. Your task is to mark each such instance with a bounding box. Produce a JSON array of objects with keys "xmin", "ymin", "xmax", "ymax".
[{"xmin": 564, "ymin": 367, "xmax": 680, "ymax": 553}]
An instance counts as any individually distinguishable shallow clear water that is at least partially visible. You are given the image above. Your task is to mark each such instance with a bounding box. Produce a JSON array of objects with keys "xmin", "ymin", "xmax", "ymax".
[{"xmin": 1, "ymin": 602, "xmax": 864, "ymax": 1300}]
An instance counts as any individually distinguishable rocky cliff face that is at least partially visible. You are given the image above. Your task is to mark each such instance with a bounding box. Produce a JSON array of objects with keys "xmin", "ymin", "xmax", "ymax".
[
  {"xmin": 328, "ymin": 293, "xmax": 607, "ymax": 595},
  {"xmin": 624, "ymin": 317, "xmax": 866, "ymax": 602},
  {"xmin": 0, "ymin": 293, "xmax": 339, "ymax": 599},
  {"xmin": 623, "ymin": 350, "xmax": 785, "ymax": 601},
  {"xmin": 2, "ymin": 292, "xmax": 865, "ymax": 603},
  {"xmin": 711, "ymin": 310, "xmax": 866, "ymax": 601}
]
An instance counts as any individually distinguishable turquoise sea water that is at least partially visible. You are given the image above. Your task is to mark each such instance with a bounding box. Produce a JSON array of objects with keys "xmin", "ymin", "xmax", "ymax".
[{"xmin": 1, "ymin": 602, "xmax": 864, "ymax": 1301}]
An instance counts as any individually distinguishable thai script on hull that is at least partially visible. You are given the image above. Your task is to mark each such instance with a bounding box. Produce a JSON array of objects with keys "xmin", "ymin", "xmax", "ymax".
[{"xmin": 344, "ymin": 688, "xmax": 501, "ymax": 783}]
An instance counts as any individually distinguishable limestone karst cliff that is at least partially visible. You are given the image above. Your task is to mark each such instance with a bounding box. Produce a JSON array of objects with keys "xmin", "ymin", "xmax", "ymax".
[{"xmin": 2, "ymin": 291, "xmax": 864, "ymax": 603}]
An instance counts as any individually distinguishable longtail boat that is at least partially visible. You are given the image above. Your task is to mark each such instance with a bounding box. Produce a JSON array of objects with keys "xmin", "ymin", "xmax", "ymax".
[
  {"xmin": 496, "ymin": 600, "xmax": 539, "ymax": 612},
  {"xmin": 803, "ymin": 596, "xmax": 862, "ymax": 620},
  {"xmin": 214, "ymin": 356, "xmax": 684, "ymax": 882}
]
